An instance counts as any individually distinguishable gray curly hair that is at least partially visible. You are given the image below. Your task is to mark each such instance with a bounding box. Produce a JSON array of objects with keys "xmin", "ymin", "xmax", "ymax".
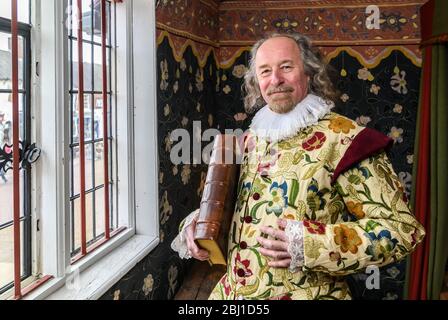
[{"xmin": 243, "ymin": 32, "xmax": 339, "ymax": 113}]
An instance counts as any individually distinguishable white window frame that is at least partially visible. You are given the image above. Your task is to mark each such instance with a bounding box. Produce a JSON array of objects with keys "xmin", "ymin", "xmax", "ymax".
[{"xmin": 14, "ymin": 0, "xmax": 159, "ymax": 300}]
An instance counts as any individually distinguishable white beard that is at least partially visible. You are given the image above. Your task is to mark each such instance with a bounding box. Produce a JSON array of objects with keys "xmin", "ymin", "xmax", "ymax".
[{"xmin": 249, "ymin": 94, "xmax": 333, "ymax": 142}]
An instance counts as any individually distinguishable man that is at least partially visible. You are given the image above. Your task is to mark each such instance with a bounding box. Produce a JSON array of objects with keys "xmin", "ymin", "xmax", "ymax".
[{"xmin": 171, "ymin": 33, "xmax": 425, "ymax": 300}]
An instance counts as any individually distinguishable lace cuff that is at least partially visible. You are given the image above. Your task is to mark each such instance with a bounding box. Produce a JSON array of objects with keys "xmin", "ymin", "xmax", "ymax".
[
  {"xmin": 285, "ymin": 220, "xmax": 304, "ymax": 273},
  {"xmin": 170, "ymin": 209, "xmax": 199, "ymax": 259}
]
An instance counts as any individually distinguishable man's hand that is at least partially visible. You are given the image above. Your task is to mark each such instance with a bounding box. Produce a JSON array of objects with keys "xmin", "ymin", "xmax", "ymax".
[
  {"xmin": 256, "ymin": 219, "xmax": 291, "ymax": 268},
  {"xmin": 185, "ymin": 219, "xmax": 210, "ymax": 261}
]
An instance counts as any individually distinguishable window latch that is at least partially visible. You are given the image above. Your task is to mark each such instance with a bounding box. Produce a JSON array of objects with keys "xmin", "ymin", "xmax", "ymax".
[{"xmin": 0, "ymin": 141, "xmax": 41, "ymax": 172}]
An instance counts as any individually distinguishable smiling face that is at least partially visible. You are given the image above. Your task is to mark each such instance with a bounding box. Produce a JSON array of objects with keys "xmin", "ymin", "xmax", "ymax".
[{"xmin": 255, "ymin": 36, "xmax": 310, "ymax": 114}]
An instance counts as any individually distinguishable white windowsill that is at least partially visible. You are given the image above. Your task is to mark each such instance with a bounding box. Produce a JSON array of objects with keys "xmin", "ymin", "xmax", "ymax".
[{"xmin": 25, "ymin": 235, "xmax": 159, "ymax": 300}]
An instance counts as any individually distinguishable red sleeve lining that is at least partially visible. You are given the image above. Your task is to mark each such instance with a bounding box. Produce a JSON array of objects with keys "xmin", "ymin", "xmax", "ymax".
[{"xmin": 331, "ymin": 127, "xmax": 393, "ymax": 184}]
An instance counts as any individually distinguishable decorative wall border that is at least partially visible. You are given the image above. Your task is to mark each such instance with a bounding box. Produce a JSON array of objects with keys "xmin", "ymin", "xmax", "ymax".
[
  {"xmin": 199, "ymin": 0, "xmax": 219, "ymax": 11},
  {"xmin": 156, "ymin": 29, "xmax": 219, "ymax": 68},
  {"xmin": 156, "ymin": 0, "xmax": 219, "ymax": 44},
  {"xmin": 218, "ymin": 3, "xmax": 423, "ymax": 44},
  {"xmin": 322, "ymin": 45, "xmax": 421, "ymax": 67},
  {"xmin": 156, "ymin": 22, "xmax": 218, "ymax": 47},
  {"xmin": 157, "ymin": 30, "xmax": 422, "ymax": 69},
  {"xmin": 156, "ymin": 0, "xmax": 424, "ymax": 68},
  {"xmin": 219, "ymin": 0, "xmax": 427, "ymax": 9},
  {"xmin": 157, "ymin": 0, "xmax": 426, "ymax": 47}
]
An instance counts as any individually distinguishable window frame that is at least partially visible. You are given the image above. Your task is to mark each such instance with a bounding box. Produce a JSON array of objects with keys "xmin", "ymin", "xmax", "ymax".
[
  {"xmin": 0, "ymin": 14, "xmax": 33, "ymax": 295},
  {"xmin": 1, "ymin": 0, "xmax": 160, "ymax": 300},
  {"xmin": 67, "ymin": 0, "xmax": 118, "ymax": 260}
]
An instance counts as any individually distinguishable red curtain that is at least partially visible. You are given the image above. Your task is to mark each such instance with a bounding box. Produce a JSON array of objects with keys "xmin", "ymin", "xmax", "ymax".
[
  {"xmin": 407, "ymin": 0, "xmax": 448, "ymax": 300},
  {"xmin": 408, "ymin": 45, "xmax": 432, "ymax": 300}
]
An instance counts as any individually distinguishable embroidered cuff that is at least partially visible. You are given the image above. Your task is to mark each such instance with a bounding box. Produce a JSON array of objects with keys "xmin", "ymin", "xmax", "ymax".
[
  {"xmin": 170, "ymin": 209, "xmax": 199, "ymax": 259},
  {"xmin": 285, "ymin": 220, "xmax": 305, "ymax": 273}
]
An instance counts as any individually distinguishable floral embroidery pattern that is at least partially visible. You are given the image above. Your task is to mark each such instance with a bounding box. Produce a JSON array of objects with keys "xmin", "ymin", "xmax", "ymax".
[
  {"xmin": 232, "ymin": 64, "xmax": 247, "ymax": 78},
  {"xmin": 142, "ymin": 274, "xmax": 154, "ymax": 296},
  {"xmin": 357, "ymin": 67, "xmax": 374, "ymax": 81},
  {"xmin": 220, "ymin": 275, "xmax": 231, "ymax": 296},
  {"xmin": 266, "ymin": 181, "xmax": 288, "ymax": 216},
  {"xmin": 390, "ymin": 69, "xmax": 408, "ymax": 94},
  {"xmin": 388, "ymin": 126, "xmax": 404, "ymax": 143},
  {"xmin": 340, "ymin": 93, "xmax": 349, "ymax": 102},
  {"xmin": 370, "ymin": 84, "xmax": 381, "ymax": 95},
  {"xmin": 355, "ymin": 115, "xmax": 372, "ymax": 126},
  {"xmin": 302, "ymin": 132, "xmax": 326, "ymax": 151},
  {"xmin": 365, "ymin": 230, "xmax": 399, "ymax": 261},
  {"xmin": 393, "ymin": 104, "xmax": 403, "ymax": 113},
  {"xmin": 234, "ymin": 253, "xmax": 253, "ymax": 285},
  {"xmin": 344, "ymin": 166, "xmax": 372, "ymax": 185},
  {"xmin": 328, "ymin": 117, "xmax": 356, "ymax": 134},
  {"xmin": 208, "ymin": 113, "xmax": 423, "ymax": 301},
  {"xmin": 160, "ymin": 59, "xmax": 169, "ymax": 90},
  {"xmin": 303, "ymin": 220, "xmax": 326, "ymax": 234},
  {"xmin": 306, "ymin": 178, "xmax": 328, "ymax": 216},
  {"xmin": 334, "ymin": 225, "xmax": 363, "ymax": 254},
  {"xmin": 346, "ymin": 201, "xmax": 366, "ymax": 219},
  {"xmin": 160, "ymin": 191, "xmax": 173, "ymax": 225},
  {"xmin": 167, "ymin": 265, "xmax": 178, "ymax": 299}
]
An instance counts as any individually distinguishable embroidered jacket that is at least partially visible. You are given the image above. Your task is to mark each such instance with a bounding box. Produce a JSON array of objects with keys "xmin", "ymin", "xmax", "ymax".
[{"xmin": 204, "ymin": 112, "xmax": 425, "ymax": 300}]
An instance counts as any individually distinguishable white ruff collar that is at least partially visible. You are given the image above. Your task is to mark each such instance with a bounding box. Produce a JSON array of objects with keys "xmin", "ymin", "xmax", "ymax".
[{"xmin": 249, "ymin": 94, "xmax": 333, "ymax": 142}]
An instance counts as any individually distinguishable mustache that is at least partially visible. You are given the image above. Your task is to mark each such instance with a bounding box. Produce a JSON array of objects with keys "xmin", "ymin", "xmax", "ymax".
[{"xmin": 267, "ymin": 85, "xmax": 294, "ymax": 95}]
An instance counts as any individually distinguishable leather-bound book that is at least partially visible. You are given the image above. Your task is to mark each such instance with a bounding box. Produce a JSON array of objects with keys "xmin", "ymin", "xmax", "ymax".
[{"xmin": 194, "ymin": 134, "xmax": 240, "ymax": 265}]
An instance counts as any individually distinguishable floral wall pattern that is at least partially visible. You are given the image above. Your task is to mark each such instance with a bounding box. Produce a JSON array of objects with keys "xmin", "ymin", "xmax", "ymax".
[
  {"xmin": 101, "ymin": 0, "xmax": 423, "ymax": 300},
  {"xmin": 330, "ymin": 50, "xmax": 420, "ymax": 299},
  {"xmin": 101, "ymin": 35, "xmax": 219, "ymax": 299}
]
